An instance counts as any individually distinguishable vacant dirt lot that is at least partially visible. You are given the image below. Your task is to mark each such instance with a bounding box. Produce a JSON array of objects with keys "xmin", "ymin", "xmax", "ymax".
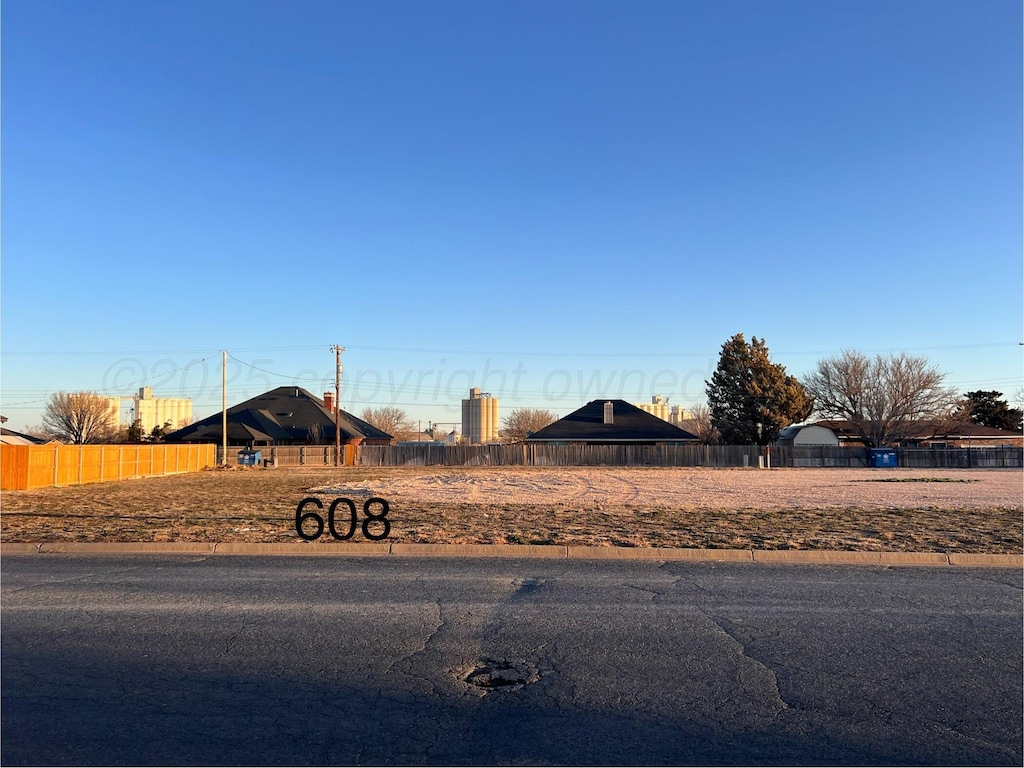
[
  {"xmin": 4, "ymin": 462, "xmax": 1019, "ymax": 552},
  {"xmin": 1, "ymin": 466, "xmax": 1021, "ymax": 553}
]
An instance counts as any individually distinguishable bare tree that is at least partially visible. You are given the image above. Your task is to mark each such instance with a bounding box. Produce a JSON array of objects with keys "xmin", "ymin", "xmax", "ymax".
[
  {"xmin": 22, "ymin": 425, "xmax": 52, "ymax": 441},
  {"xmin": 802, "ymin": 350, "xmax": 958, "ymax": 447},
  {"xmin": 360, "ymin": 406, "xmax": 417, "ymax": 442},
  {"xmin": 499, "ymin": 408, "xmax": 557, "ymax": 443},
  {"xmin": 926, "ymin": 395, "xmax": 981, "ymax": 443},
  {"xmin": 677, "ymin": 403, "xmax": 720, "ymax": 444},
  {"xmin": 41, "ymin": 391, "xmax": 121, "ymax": 444}
]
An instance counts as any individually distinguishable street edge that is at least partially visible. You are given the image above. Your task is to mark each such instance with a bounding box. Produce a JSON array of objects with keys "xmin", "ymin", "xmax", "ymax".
[{"xmin": 1, "ymin": 542, "xmax": 1021, "ymax": 567}]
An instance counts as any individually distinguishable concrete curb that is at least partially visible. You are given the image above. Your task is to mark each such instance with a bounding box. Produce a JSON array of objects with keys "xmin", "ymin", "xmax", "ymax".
[
  {"xmin": 2, "ymin": 542, "xmax": 1020, "ymax": 567},
  {"xmin": 214, "ymin": 542, "xmax": 390, "ymax": 556},
  {"xmin": 567, "ymin": 546, "xmax": 753, "ymax": 561},
  {"xmin": 390, "ymin": 543, "xmax": 566, "ymax": 557},
  {"xmin": 35, "ymin": 542, "xmax": 218, "ymax": 555},
  {"xmin": 752, "ymin": 550, "xmax": 953, "ymax": 566}
]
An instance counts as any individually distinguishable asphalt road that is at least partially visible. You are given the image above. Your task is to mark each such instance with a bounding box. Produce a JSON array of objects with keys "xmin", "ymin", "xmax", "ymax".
[{"xmin": 2, "ymin": 555, "xmax": 1021, "ymax": 766}]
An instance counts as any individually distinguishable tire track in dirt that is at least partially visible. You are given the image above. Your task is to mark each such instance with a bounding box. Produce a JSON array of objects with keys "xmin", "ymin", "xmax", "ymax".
[
  {"xmin": 559, "ymin": 473, "xmax": 598, "ymax": 505},
  {"xmin": 303, "ymin": 467, "xmax": 1024, "ymax": 510},
  {"xmin": 602, "ymin": 471, "xmax": 642, "ymax": 505}
]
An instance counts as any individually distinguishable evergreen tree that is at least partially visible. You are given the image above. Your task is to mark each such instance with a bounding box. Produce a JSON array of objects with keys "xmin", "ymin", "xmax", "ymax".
[
  {"xmin": 964, "ymin": 391, "xmax": 1023, "ymax": 432},
  {"xmin": 706, "ymin": 334, "xmax": 813, "ymax": 445},
  {"xmin": 126, "ymin": 419, "xmax": 144, "ymax": 442}
]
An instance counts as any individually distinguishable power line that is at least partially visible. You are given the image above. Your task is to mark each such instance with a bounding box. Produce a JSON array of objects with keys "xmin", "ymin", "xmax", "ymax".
[
  {"xmin": 225, "ymin": 353, "xmax": 327, "ymax": 382},
  {"xmin": 4, "ymin": 340, "xmax": 1019, "ymax": 360}
]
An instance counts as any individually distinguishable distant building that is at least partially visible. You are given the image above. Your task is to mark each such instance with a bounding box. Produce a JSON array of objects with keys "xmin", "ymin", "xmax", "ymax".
[
  {"xmin": 100, "ymin": 397, "xmax": 122, "ymax": 431},
  {"xmin": 633, "ymin": 397, "xmax": 696, "ymax": 426},
  {"xmin": 814, "ymin": 419, "xmax": 1024, "ymax": 449},
  {"xmin": 669, "ymin": 405, "xmax": 694, "ymax": 427},
  {"xmin": 131, "ymin": 387, "xmax": 192, "ymax": 434},
  {"xmin": 461, "ymin": 387, "xmax": 499, "ymax": 444},
  {"xmin": 634, "ymin": 395, "xmax": 670, "ymax": 422}
]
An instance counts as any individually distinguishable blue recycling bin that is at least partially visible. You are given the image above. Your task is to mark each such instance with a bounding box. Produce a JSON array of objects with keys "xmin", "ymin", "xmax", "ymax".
[
  {"xmin": 237, "ymin": 450, "xmax": 262, "ymax": 466},
  {"xmin": 869, "ymin": 448, "xmax": 898, "ymax": 468}
]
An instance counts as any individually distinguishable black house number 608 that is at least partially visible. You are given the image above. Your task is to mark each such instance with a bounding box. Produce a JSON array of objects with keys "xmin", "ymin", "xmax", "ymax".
[{"xmin": 295, "ymin": 497, "xmax": 391, "ymax": 541}]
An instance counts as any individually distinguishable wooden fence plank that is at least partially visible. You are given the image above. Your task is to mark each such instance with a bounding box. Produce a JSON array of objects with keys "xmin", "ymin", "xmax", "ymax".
[{"xmin": 0, "ymin": 443, "xmax": 216, "ymax": 490}]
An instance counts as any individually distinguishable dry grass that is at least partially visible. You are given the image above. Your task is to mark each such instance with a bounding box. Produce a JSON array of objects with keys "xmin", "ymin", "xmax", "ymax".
[{"xmin": 1, "ymin": 465, "xmax": 1021, "ymax": 553}]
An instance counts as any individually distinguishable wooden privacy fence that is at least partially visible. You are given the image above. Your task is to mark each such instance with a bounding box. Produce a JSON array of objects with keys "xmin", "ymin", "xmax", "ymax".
[
  {"xmin": 895, "ymin": 448, "xmax": 1022, "ymax": 469},
  {"xmin": 356, "ymin": 443, "xmax": 765, "ymax": 467},
  {"xmin": 1, "ymin": 443, "xmax": 216, "ymax": 490},
  {"xmin": 214, "ymin": 443, "xmax": 1023, "ymax": 470},
  {"xmin": 355, "ymin": 444, "xmax": 1022, "ymax": 468},
  {"xmin": 777, "ymin": 446, "xmax": 1022, "ymax": 468},
  {"xmin": 216, "ymin": 445, "xmax": 358, "ymax": 466}
]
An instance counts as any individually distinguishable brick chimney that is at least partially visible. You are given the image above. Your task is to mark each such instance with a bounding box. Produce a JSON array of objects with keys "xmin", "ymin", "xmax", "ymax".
[{"xmin": 323, "ymin": 392, "xmax": 334, "ymax": 412}]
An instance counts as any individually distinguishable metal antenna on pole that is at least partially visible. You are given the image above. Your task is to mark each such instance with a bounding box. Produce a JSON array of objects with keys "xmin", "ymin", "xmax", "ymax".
[
  {"xmin": 221, "ymin": 350, "xmax": 228, "ymax": 466},
  {"xmin": 331, "ymin": 345, "xmax": 345, "ymax": 466}
]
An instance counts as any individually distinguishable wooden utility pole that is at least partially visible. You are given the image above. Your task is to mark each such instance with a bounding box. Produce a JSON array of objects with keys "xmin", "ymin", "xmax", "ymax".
[
  {"xmin": 332, "ymin": 345, "xmax": 345, "ymax": 466},
  {"xmin": 221, "ymin": 350, "xmax": 228, "ymax": 465}
]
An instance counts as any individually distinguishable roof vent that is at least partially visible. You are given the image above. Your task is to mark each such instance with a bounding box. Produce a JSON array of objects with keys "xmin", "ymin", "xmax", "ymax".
[{"xmin": 603, "ymin": 401, "xmax": 614, "ymax": 425}]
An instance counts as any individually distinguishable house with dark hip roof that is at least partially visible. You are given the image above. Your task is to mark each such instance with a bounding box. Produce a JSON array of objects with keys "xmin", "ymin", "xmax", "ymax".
[
  {"xmin": 525, "ymin": 399, "xmax": 700, "ymax": 445},
  {"xmin": 162, "ymin": 387, "xmax": 392, "ymax": 446}
]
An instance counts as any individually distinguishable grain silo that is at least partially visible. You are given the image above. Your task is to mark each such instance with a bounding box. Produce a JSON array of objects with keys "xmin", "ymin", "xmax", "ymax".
[
  {"xmin": 461, "ymin": 387, "xmax": 500, "ymax": 443},
  {"xmin": 635, "ymin": 394, "xmax": 670, "ymax": 422}
]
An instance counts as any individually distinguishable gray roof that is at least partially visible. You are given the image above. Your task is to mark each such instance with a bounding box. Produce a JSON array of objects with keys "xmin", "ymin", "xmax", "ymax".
[
  {"xmin": 0, "ymin": 427, "xmax": 50, "ymax": 445},
  {"xmin": 163, "ymin": 386, "xmax": 392, "ymax": 444}
]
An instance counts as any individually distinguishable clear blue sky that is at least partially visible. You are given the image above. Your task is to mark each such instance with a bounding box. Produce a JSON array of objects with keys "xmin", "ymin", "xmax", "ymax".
[{"xmin": 3, "ymin": 0, "xmax": 1022, "ymax": 432}]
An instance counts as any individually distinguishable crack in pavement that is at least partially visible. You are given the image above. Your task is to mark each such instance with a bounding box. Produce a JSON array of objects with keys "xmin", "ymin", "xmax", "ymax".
[
  {"xmin": 382, "ymin": 599, "xmax": 445, "ymax": 678},
  {"xmin": 696, "ymin": 606, "xmax": 793, "ymax": 715}
]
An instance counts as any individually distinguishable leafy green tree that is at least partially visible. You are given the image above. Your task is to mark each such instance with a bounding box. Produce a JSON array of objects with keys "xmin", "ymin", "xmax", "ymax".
[
  {"xmin": 963, "ymin": 391, "xmax": 1023, "ymax": 432},
  {"xmin": 706, "ymin": 334, "xmax": 813, "ymax": 445}
]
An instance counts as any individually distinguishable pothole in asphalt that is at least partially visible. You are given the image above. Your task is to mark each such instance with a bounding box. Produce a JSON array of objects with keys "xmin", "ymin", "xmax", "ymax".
[{"xmin": 461, "ymin": 658, "xmax": 541, "ymax": 692}]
